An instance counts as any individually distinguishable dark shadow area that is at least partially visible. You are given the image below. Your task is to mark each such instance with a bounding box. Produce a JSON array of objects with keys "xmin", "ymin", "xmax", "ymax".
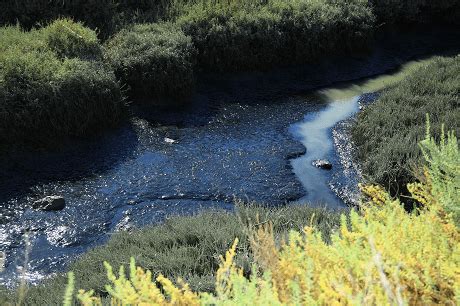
[{"xmin": 0, "ymin": 123, "xmax": 139, "ymax": 203}]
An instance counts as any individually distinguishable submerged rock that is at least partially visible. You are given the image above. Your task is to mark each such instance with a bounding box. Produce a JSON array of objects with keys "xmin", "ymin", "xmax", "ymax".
[
  {"xmin": 32, "ymin": 196, "xmax": 66, "ymax": 211},
  {"xmin": 312, "ymin": 159, "xmax": 332, "ymax": 170}
]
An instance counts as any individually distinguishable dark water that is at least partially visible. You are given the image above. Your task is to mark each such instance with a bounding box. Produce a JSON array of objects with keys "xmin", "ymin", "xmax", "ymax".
[{"xmin": 0, "ymin": 26, "xmax": 459, "ymax": 286}]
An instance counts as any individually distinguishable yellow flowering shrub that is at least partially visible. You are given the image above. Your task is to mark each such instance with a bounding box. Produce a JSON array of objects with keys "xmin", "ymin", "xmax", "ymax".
[
  {"xmin": 69, "ymin": 257, "xmax": 199, "ymax": 306},
  {"xmin": 65, "ymin": 125, "xmax": 459, "ymax": 305}
]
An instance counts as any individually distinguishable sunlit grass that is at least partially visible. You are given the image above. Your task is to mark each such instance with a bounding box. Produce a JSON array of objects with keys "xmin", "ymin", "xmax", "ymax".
[
  {"xmin": 0, "ymin": 204, "xmax": 343, "ymax": 304},
  {"xmin": 352, "ymin": 55, "xmax": 460, "ymax": 196}
]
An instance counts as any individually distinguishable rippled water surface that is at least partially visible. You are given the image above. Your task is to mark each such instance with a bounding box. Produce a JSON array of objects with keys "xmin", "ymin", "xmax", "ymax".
[{"xmin": 1, "ymin": 27, "xmax": 459, "ymax": 286}]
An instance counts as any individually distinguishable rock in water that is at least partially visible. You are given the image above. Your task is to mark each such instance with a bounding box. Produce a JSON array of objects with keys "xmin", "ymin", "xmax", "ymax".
[
  {"xmin": 312, "ymin": 159, "xmax": 332, "ymax": 170},
  {"xmin": 164, "ymin": 137, "xmax": 177, "ymax": 144},
  {"xmin": 32, "ymin": 196, "xmax": 66, "ymax": 211}
]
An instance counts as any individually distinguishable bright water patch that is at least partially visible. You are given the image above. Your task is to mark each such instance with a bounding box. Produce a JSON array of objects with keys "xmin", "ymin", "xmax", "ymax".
[
  {"xmin": 289, "ymin": 56, "xmax": 445, "ymax": 208},
  {"xmin": 290, "ymin": 98, "xmax": 359, "ymax": 207}
]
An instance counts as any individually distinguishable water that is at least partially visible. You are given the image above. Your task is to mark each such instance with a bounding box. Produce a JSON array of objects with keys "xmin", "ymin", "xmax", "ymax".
[
  {"xmin": 0, "ymin": 100, "xmax": 309, "ymax": 286},
  {"xmin": 1, "ymin": 27, "xmax": 459, "ymax": 286},
  {"xmin": 291, "ymin": 97, "xmax": 359, "ymax": 207},
  {"xmin": 289, "ymin": 57, "xmax": 441, "ymax": 207}
]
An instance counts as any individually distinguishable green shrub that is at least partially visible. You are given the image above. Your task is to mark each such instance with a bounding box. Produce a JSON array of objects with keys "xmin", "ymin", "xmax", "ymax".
[
  {"xmin": 177, "ymin": 0, "xmax": 374, "ymax": 71},
  {"xmin": 420, "ymin": 118, "xmax": 460, "ymax": 225},
  {"xmin": 370, "ymin": 0, "xmax": 460, "ymax": 24},
  {"xmin": 0, "ymin": 0, "xmax": 174, "ymax": 38},
  {"xmin": 0, "ymin": 23, "xmax": 125, "ymax": 149},
  {"xmin": 0, "ymin": 26, "xmax": 46, "ymax": 53},
  {"xmin": 176, "ymin": 5, "xmax": 281, "ymax": 70},
  {"xmin": 0, "ymin": 0, "xmax": 120, "ymax": 38},
  {"xmin": 105, "ymin": 22, "xmax": 196, "ymax": 101},
  {"xmin": 41, "ymin": 18, "xmax": 102, "ymax": 60},
  {"xmin": 269, "ymin": 0, "xmax": 374, "ymax": 62},
  {"xmin": 4, "ymin": 205, "xmax": 341, "ymax": 304},
  {"xmin": 352, "ymin": 55, "xmax": 460, "ymax": 196}
]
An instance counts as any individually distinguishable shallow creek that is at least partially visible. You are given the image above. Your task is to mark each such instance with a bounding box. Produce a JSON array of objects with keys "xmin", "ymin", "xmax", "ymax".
[
  {"xmin": 291, "ymin": 58, "xmax": 438, "ymax": 207},
  {"xmin": 0, "ymin": 27, "xmax": 459, "ymax": 286}
]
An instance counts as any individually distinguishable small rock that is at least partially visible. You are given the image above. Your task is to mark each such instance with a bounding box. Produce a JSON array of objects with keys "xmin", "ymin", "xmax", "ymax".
[
  {"xmin": 32, "ymin": 196, "xmax": 66, "ymax": 211},
  {"xmin": 312, "ymin": 159, "xmax": 332, "ymax": 170},
  {"xmin": 164, "ymin": 137, "xmax": 177, "ymax": 144}
]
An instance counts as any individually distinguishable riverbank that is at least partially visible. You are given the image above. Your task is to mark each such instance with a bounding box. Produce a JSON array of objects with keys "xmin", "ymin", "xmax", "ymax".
[
  {"xmin": 352, "ymin": 55, "xmax": 460, "ymax": 198},
  {"xmin": 2, "ymin": 1, "xmax": 460, "ymax": 149},
  {"xmin": 1, "ymin": 2, "xmax": 459, "ymax": 304},
  {"xmin": 0, "ymin": 0, "xmax": 374, "ymax": 149},
  {"xmin": 0, "ymin": 204, "xmax": 343, "ymax": 304},
  {"xmin": 1, "ymin": 27, "xmax": 460, "ymax": 289}
]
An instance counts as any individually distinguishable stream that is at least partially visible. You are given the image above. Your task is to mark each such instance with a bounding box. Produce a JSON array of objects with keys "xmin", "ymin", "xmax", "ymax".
[{"xmin": 1, "ymin": 26, "xmax": 459, "ymax": 287}]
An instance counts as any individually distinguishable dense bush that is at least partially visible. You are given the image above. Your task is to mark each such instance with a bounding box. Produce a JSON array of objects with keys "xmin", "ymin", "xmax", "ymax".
[
  {"xmin": 268, "ymin": 0, "xmax": 374, "ymax": 62},
  {"xmin": 352, "ymin": 55, "xmax": 460, "ymax": 196},
  {"xmin": 0, "ymin": 0, "xmax": 120, "ymax": 37},
  {"xmin": 1, "ymin": 205, "xmax": 341, "ymax": 304},
  {"xmin": 176, "ymin": 4, "xmax": 281, "ymax": 70},
  {"xmin": 41, "ymin": 18, "xmax": 102, "ymax": 60},
  {"xmin": 0, "ymin": 0, "xmax": 177, "ymax": 38},
  {"xmin": 2, "ymin": 0, "xmax": 459, "ymax": 40},
  {"xmin": 176, "ymin": 0, "xmax": 375, "ymax": 71},
  {"xmin": 370, "ymin": 0, "xmax": 460, "ymax": 24},
  {"xmin": 0, "ymin": 22, "xmax": 125, "ymax": 149},
  {"xmin": 67, "ymin": 128, "xmax": 459, "ymax": 305},
  {"xmin": 104, "ymin": 23, "xmax": 196, "ymax": 100}
]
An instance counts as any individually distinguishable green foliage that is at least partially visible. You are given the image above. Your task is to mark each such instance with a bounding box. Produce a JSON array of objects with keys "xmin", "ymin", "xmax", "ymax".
[
  {"xmin": 176, "ymin": 4, "xmax": 279, "ymax": 70},
  {"xmin": 352, "ymin": 55, "xmax": 460, "ymax": 196},
  {"xmin": 105, "ymin": 22, "xmax": 196, "ymax": 100},
  {"xmin": 0, "ymin": 0, "xmax": 120, "ymax": 38},
  {"xmin": 0, "ymin": 0, "xmax": 176, "ymax": 38},
  {"xmin": 2, "ymin": 0, "xmax": 459, "ymax": 41},
  {"xmin": 41, "ymin": 18, "xmax": 102, "ymax": 60},
  {"xmin": 4, "ymin": 205, "xmax": 341, "ymax": 304},
  {"xmin": 0, "ymin": 26, "xmax": 46, "ymax": 53},
  {"xmin": 63, "ymin": 272, "xmax": 75, "ymax": 306},
  {"xmin": 176, "ymin": 0, "xmax": 375, "ymax": 71},
  {"xmin": 0, "ymin": 21, "xmax": 125, "ymax": 149},
  {"xmin": 370, "ymin": 0, "xmax": 460, "ymax": 24},
  {"xmin": 420, "ymin": 116, "xmax": 460, "ymax": 225}
]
